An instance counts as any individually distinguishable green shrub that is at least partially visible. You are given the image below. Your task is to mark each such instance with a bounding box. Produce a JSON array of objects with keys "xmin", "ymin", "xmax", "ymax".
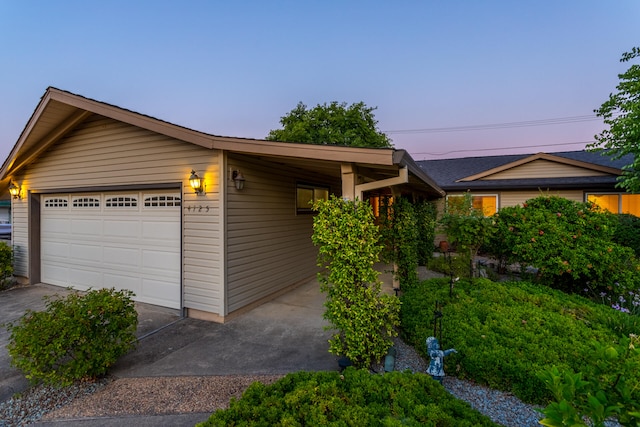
[
  {"xmin": 612, "ymin": 213, "xmax": 640, "ymax": 257},
  {"xmin": 312, "ymin": 196, "xmax": 400, "ymax": 368},
  {"xmin": 198, "ymin": 369, "xmax": 498, "ymax": 426},
  {"xmin": 6, "ymin": 288, "xmax": 138, "ymax": 386},
  {"xmin": 380, "ymin": 196, "xmax": 420, "ymax": 290},
  {"xmin": 538, "ymin": 334, "xmax": 640, "ymax": 427},
  {"xmin": 0, "ymin": 242, "xmax": 14, "ymax": 289},
  {"xmin": 415, "ymin": 200, "xmax": 438, "ymax": 265},
  {"xmin": 487, "ymin": 195, "xmax": 639, "ymax": 296},
  {"xmin": 400, "ymin": 278, "xmax": 638, "ymax": 404}
]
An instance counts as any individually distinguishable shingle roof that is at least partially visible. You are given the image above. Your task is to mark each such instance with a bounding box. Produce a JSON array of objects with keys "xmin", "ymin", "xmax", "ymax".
[{"xmin": 417, "ymin": 150, "xmax": 632, "ymax": 191}]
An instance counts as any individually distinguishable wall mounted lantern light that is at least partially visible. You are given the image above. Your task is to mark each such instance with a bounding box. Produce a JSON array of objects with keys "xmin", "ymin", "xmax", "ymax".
[
  {"xmin": 189, "ymin": 170, "xmax": 205, "ymax": 195},
  {"xmin": 231, "ymin": 170, "xmax": 245, "ymax": 190},
  {"xmin": 8, "ymin": 182, "xmax": 21, "ymax": 199}
]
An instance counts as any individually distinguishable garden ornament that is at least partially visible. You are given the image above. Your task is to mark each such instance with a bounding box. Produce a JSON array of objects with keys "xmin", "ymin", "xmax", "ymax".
[{"xmin": 426, "ymin": 336, "xmax": 457, "ymax": 384}]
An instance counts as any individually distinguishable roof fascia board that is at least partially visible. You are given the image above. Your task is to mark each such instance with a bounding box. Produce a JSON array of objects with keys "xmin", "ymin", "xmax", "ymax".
[
  {"xmin": 394, "ymin": 150, "xmax": 445, "ymax": 195},
  {"xmin": 48, "ymin": 89, "xmax": 398, "ymax": 166},
  {"xmin": 5, "ymin": 110, "xmax": 93, "ymax": 177},
  {"xmin": 458, "ymin": 152, "xmax": 621, "ymax": 182}
]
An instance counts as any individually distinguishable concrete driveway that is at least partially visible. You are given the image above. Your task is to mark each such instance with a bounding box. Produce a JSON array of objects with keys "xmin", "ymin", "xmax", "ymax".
[{"xmin": 0, "ymin": 278, "xmax": 337, "ymax": 403}]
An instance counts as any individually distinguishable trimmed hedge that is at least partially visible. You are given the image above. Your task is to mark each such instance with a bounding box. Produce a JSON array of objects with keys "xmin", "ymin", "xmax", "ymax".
[
  {"xmin": 198, "ymin": 369, "xmax": 498, "ymax": 426},
  {"xmin": 400, "ymin": 278, "xmax": 639, "ymax": 404}
]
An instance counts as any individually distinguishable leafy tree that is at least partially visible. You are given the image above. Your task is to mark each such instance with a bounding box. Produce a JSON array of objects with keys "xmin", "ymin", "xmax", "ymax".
[
  {"xmin": 591, "ymin": 47, "xmax": 640, "ymax": 192},
  {"xmin": 266, "ymin": 101, "xmax": 393, "ymax": 148},
  {"xmin": 312, "ymin": 196, "xmax": 400, "ymax": 368}
]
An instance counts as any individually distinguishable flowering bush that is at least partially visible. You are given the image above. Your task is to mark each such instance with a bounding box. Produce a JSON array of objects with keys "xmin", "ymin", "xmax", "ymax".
[{"xmin": 487, "ymin": 196, "xmax": 639, "ymax": 297}]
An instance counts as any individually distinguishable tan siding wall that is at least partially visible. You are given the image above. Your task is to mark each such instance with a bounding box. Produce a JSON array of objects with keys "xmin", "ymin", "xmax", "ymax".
[
  {"xmin": 16, "ymin": 114, "xmax": 224, "ymax": 315},
  {"xmin": 499, "ymin": 190, "xmax": 585, "ymax": 208},
  {"xmin": 482, "ymin": 160, "xmax": 609, "ymax": 180},
  {"xmin": 225, "ymin": 154, "xmax": 340, "ymax": 314},
  {"xmin": 11, "ymin": 199, "xmax": 29, "ymax": 276}
]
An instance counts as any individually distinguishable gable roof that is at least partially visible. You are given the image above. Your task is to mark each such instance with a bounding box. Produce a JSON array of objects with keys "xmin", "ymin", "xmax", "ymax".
[
  {"xmin": 418, "ymin": 150, "xmax": 631, "ymax": 192},
  {"xmin": 1, "ymin": 87, "xmax": 443, "ymax": 196}
]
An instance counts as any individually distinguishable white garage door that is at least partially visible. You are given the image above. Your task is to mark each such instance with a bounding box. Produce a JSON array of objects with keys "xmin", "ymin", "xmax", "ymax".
[{"xmin": 41, "ymin": 191, "xmax": 181, "ymax": 309}]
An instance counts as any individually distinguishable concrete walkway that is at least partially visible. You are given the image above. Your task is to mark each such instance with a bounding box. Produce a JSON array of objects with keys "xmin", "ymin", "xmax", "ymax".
[{"xmin": 2, "ymin": 265, "xmax": 432, "ymax": 426}]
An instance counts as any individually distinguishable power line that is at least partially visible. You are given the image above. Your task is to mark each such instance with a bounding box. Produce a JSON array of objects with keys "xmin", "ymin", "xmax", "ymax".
[
  {"xmin": 413, "ymin": 140, "xmax": 594, "ymax": 157},
  {"xmin": 384, "ymin": 115, "xmax": 602, "ymax": 135}
]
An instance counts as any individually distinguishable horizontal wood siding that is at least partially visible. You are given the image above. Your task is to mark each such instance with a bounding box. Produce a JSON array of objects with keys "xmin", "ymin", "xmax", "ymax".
[
  {"xmin": 11, "ymin": 199, "xmax": 29, "ymax": 277},
  {"xmin": 225, "ymin": 154, "xmax": 340, "ymax": 314},
  {"xmin": 483, "ymin": 160, "xmax": 609, "ymax": 180},
  {"xmin": 16, "ymin": 114, "xmax": 223, "ymax": 315},
  {"xmin": 499, "ymin": 190, "xmax": 585, "ymax": 208}
]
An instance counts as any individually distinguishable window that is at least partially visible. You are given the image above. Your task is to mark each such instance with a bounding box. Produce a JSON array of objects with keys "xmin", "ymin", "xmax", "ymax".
[
  {"xmin": 587, "ymin": 193, "xmax": 640, "ymax": 216},
  {"xmin": 296, "ymin": 184, "xmax": 329, "ymax": 213},
  {"xmin": 44, "ymin": 198, "xmax": 68, "ymax": 208},
  {"xmin": 144, "ymin": 195, "xmax": 181, "ymax": 207},
  {"xmin": 446, "ymin": 194, "xmax": 498, "ymax": 216},
  {"xmin": 106, "ymin": 196, "xmax": 138, "ymax": 208},
  {"xmin": 72, "ymin": 197, "xmax": 100, "ymax": 208}
]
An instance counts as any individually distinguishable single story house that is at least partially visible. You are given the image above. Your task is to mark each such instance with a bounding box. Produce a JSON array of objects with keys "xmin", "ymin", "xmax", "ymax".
[
  {"xmin": 418, "ymin": 150, "xmax": 637, "ymax": 216},
  {"xmin": 0, "ymin": 87, "xmax": 444, "ymax": 322}
]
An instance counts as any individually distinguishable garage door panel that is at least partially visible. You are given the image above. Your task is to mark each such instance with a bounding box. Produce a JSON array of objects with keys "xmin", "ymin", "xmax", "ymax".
[
  {"xmin": 70, "ymin": 243, "xmax": 103, "ymax": 262},
  {"xmin": 142, "ymin": 278, "xmax": 179, "ymax": 309},
  {"xmin": 104, "ymin": 273, "xmax": 142, "ymax": 294},
  {"xmin": 104, "ymin": 220, "xmax": 141, "ymax": 238},
  {"xmin": 69, "ymin": 268, "xmax": 102, "ymax": 289},
  {"xmin": 41, "ymin": 191, "xmax": 181, "ymax": 309},
  {"xmin": 104, "ymin": 246, "xmax": 141, "ymax": 267},
  {"xmin": 142, "ymin": 221, "xmax": 180, "ymax": 241},
  {"xmin": 71, "ymin": 219, "xmax": 103, "ymax": 236},
  {"xmin": 41, "ymin": 241, "xmax": 70, "ymax": 258},
  {"xmin": 142, "ymin": 249, "xmax": 180, "ymax": 271},
  {"xmin": 42, "ymin": 218, "xmax": 71, "ymax": 234}
]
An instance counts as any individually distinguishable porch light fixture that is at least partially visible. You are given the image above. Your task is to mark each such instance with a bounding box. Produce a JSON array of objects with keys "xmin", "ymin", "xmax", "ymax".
[
  {"xmin": 189, "ymin": 170, "xmax": 205, "ymax": 195},
  {"xmin": 231, "ymin": 170, "xmax": 245, "ymax": 190},
  {"xmin": 8, "ymin": 182, "xmax": 21, "ymax": 199}
]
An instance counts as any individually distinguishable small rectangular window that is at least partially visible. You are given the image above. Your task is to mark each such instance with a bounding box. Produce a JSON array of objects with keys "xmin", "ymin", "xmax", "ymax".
[
  {"xmin": 446, "ymin": 194, "xmax": 498, "ymax": 216},
  {"xmin": 297, "ymin": 183, "xmax": 329, "ymax": 213}
]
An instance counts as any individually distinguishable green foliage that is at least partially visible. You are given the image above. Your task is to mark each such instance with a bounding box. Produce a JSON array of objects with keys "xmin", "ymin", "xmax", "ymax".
[
  {"xmin": 0, "ymin": 241, "xmax": 14, "ymax": 289},
  {"xmin": 312, "ymin": 196, "xmax": 400, "ymax": 368},
  {"xmin": 415, "ymin": 200, "xmax": 438, "ymax": 265},
  {"xmin": 488, "ymin": 195, "xmax": 639, "ymax": 296},
  {"xmin": 379, "ymin": 196, "xmax": 419, "ymax": 291},
  {"xmin": 400, "ymin": 278, "xmax": 638, "ymax": 405},
  {"xmin": 612, "ymin": 213, "xmax": 640, "ymax": 257},
  {"xmin": 266, "ymin": 101, "xmax": 393, "ymax": 148},
  {"xmin": 539, "ymin": 335, "xmax": 640, "ymax": 426},
  {"xmin": 440, "ymin": 193, "xmax": 494, "ymax": 279},
  {"xmin": 590, "ymin": 47, "xmax": 640, "ymax": 192},
  {"xmin": 6, "ymin": 288, "xmax": 138, "ymax": 386},
  {"xmin": 199, "ymin": 369, "xmax": 498, "ymax": 426}
]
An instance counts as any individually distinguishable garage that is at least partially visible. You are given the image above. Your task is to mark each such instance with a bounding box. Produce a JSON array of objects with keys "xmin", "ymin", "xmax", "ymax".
[{"xmin": 40, "ymin": 191, "xmax": 182, "ymax": 309}]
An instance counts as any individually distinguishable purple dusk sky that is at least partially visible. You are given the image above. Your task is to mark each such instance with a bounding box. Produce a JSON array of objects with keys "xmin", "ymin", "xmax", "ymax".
[{"xmin": 1, "ymin": 1, "xmax": 638, "ymax": 162}]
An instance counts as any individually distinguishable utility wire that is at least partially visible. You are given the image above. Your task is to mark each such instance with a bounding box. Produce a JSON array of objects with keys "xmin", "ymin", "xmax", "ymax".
[
  {"xmin": 384, "ymin": 115, "xmax": 602, "ymax": 135},
  {"xmin": 413, "ymin": 140, "xmax": 593, "ymax": 157}
]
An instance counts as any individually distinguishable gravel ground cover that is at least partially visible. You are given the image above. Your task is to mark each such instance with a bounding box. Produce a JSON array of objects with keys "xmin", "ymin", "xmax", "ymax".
[{"xmin": 0, "ymin": 337, "xmax": 547, "ymax": 427}]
